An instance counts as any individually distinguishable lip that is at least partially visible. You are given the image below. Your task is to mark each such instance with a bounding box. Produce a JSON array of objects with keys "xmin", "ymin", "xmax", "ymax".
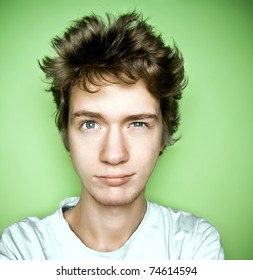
[{"xmin": 95, "ymin": 174, "xmax": 134, "ymax": 186}]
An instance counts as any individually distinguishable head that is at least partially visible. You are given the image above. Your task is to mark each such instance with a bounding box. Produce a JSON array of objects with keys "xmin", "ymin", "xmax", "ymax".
[{"xmin": 39, "ymin": 11, "xmax": 187, "ymax": 154}]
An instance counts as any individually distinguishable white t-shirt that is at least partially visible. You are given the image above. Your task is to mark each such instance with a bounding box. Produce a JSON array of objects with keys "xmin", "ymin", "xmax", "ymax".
[{"xmin": 0, "ymin": 197, "xmax": 224, "ymax": 260}]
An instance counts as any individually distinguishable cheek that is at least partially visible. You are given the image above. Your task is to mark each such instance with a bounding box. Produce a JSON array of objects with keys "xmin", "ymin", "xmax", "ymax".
[
  {"xmin": 68, "ymin": 134, "xmax": 98, "ymax": 176},
  {"xmin": 131, "ymin": 138, "xmax": 161, "ymax": 172},
  {"xmin": 129, "ymin": 129, "xmax": 163, "ymax": 157},
  {"xmin": 69, "ymin": 149, "xmax": 99, "ymax": 185}
]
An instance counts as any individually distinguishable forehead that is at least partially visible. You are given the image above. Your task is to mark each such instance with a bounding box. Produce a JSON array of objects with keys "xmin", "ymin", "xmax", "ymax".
[{"xmin": 69, "ymin": 79, "xmax": 161, "ymax": 117}]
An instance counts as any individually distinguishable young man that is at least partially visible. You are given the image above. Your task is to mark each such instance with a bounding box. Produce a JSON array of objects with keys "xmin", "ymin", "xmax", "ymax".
[{"xmin": 0, "ymin": 12, "xmax": 224, "ymax": 259}]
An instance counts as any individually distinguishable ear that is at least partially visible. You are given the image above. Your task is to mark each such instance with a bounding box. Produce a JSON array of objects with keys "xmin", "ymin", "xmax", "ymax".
[
  {"xmin": 159, "ymin": 145, "xmax": 165, "ymax": 156},
  {"xmin": 159, "ymin": 129, "xmax": 168, "ymax": 155},
  {"xmin": 62, "ymin": 129, "xmax": 70, "ymax": 152}
]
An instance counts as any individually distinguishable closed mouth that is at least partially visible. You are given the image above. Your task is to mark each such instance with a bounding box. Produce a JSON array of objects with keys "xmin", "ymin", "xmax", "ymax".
[{"xmin": 95, "ymin": 174, "xmax": 134, "ymax": 186}]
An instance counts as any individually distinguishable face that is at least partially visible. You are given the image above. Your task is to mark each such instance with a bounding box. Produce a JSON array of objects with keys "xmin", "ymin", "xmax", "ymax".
[{"xmin": 68, "ymin": 79, "xmax": 163, "ymax": 206}]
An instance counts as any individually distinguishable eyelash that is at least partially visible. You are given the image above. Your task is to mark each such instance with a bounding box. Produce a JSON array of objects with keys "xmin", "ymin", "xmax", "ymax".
[
  {"xmin": 81, "ymin": 121, "xmax": 100, "ymax": 130},
  {"xmin": 80, "ymin": 121, "xmax": 150, "ymax": 130},
  {"xmin": 130, "ymin": 122, "xmax": 149, "ymax": 128}
]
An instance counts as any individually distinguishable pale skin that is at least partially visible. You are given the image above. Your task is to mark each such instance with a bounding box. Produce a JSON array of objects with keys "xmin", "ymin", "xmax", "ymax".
[{"xmin": 64, "ymin": 79, "xmax": 164, "ymax": 252}]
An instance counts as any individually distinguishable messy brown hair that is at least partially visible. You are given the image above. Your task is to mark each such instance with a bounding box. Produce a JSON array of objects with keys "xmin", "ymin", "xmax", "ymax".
[{"xmin": 39, "ymin": 11, "xmax": 187, "ymax": 152}]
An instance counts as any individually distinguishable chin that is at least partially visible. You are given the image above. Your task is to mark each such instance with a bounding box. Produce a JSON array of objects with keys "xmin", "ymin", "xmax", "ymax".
[{"xmin": 91, "ymin": 189, "xmax": 143, "ymax": 207}]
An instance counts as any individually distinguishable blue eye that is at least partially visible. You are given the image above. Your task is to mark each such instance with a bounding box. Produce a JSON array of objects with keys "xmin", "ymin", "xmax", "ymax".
[
  {"xmin": 83, "ymin": 121, "xmax": 99, "ymax": 129},
  {"xmin": 131, "ymin": 122, "xmax": 147, "ymax": 127}
]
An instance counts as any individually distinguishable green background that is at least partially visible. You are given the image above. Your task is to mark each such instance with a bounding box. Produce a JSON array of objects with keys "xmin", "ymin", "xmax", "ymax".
[{"xmin": 0, "ymin": 0, "xmax": 252, "ymax": 260}]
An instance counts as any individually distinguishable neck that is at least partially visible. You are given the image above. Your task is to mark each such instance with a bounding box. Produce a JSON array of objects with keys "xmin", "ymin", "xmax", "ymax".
[{"xmin": 64, "ymin": 192, "xmax": 147, "ymax": 252}]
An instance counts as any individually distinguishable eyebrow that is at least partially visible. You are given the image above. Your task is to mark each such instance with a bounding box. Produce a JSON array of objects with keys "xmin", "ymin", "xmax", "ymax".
[
  {"xmin": 70, "ymin": 110, "xmax": 159, "ymax": 123},
  {"xmin": 70, "ymin": 110, "xmax": 104, "ymax": 122},
  {"xmin": 124, "ymin": 113, "xmax": 159, "ymax": 122}
]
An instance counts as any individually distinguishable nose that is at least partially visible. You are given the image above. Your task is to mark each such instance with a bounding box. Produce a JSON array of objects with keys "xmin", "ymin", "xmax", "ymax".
[{"xmin": 99, "ymin": 126, "xmax": 129, "ymax": 165}]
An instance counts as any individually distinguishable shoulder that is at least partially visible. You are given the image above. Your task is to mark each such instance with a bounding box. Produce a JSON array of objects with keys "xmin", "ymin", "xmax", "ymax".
[
  {"xmin": 0, "ymin": 197, "xmax": 79, "ymax": 259},
  {"xmin": 1, "ymin": 197, "xmax": 79, "ymax": 242},
  {"xmin": 148, "ymin": 200, "xmax": 206, "ymax": 229},
  {"xmin": 147, "ymin": 201, "xmax": 224, "ymax": 259},
  {"xmin": 0, "ymin": 214, "xmax": 55, "ymax": 259},
  {"xmin": 1, "ymin": 215, "xmax": 53, "ymax": 239}
]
